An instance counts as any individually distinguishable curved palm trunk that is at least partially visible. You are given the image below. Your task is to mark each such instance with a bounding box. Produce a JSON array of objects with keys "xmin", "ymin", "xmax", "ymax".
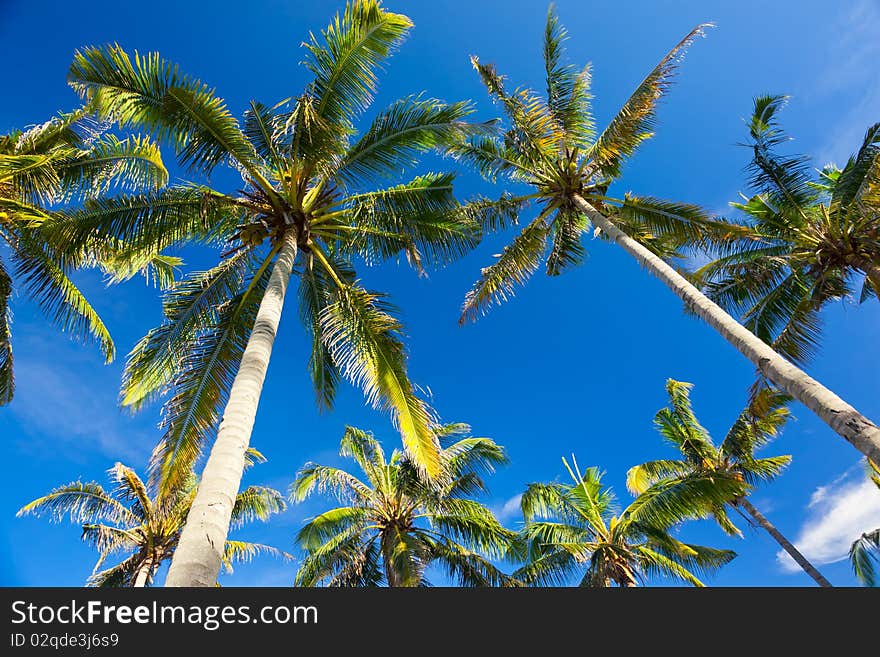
[
  {"xmin": 736, "ymin": 497, "xmax": 832, "ymax": 587},
  {"xmin": 132, "ymin": 553, "xmax": 156, "ymax": 587},
  {"xmin": 572, "ymin": 195, "xmax": 880, "ymax": 464},
  {"xmin": 165, "ymin": 231, "xmax": 299, "ymax": 587}
]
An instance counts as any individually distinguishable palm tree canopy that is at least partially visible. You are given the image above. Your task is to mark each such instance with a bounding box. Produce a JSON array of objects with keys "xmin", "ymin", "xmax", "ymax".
[
  {"xmin": 0, "ymin": 107, "xmax": 170, "ymax": 404},
  {"xmin": 291, "ymin": 423, "xmax": 519, "ymax": 586},
  {"xmin": 54, "ymin": 0, "xmax": 490, "ymax": 485},
  {"xmin": 449, "ymin": 5, "xmax": 743, "ymax": 323},
  {"xmin": 627, "ymin": 379, "xmax": 792, "ymax": 536},
  {"xmin": 693, "ymin": 95, "xmax": 880, "ymax": 367},
  {"xmin": 515, "ymin": 456, "xmax": 738, "ymax": 587},
  {"xmin": 849, "ymin": 459, "xmax": 880, "ymax": 586},
  {"xmin": 16, "ymin": 449, "xmax": 288, "ymax": 586}
]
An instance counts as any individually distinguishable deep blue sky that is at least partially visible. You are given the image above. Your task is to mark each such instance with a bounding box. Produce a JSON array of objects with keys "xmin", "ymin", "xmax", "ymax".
[{"xmin": 1, "ymin": 0, "xmax": 878, "ymax": 587}]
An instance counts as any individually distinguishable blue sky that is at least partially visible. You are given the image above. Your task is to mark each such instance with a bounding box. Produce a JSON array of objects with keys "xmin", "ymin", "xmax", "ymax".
[{"xmin": 1, "ymin": 0, "xmax": 878, "ymax": 587}]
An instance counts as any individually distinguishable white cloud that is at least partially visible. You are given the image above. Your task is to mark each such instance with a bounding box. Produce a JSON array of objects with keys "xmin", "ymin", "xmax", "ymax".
[
  {"xmin": 493, "ymin": 493, "xmax": 523, "ymax": 523},
  {"xmin": 777, "ymin": 463, "xmax": 880, "ymax": 572}
]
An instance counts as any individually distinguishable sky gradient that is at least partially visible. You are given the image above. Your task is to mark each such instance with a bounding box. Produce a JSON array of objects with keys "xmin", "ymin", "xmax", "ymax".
[{"xmin": 1, "ymin": 0, "xmax": 878, "ymax": 587}]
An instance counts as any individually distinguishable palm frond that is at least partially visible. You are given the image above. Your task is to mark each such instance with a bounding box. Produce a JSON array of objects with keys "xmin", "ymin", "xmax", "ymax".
[
  {"xmin": 849, "ymin": 528, "xmax": 879, "ymax": 587},
  {"xmin": 319, "ymin": 282, "xmax": 439, "ymax": 477},
  {"xmin": 230, "ymin": 486, "xmax": 286, "ymax": 528},
  {"xmin": 0, "ymin": 258, "xmax": 12, "ymax": 405},
  {"xmin": 17, "ymin": 482, "xmax": 133, "ymax": 525},
  {"xmin": 11, "ymin": 232, "xmax": 114, "ymax": 361},
  {"xmin": 459, "ymin": 212, "xmax": 551, "ymax": 323},
  {"xmin": 69, "ymin": 44, "xmax": 265, "ymax": 181},
  {"xmin": 590, "ymin": 23, "xmax": 711, "ymax": 177},
  {"xmin": 304, "ymin": 0, "xmax": 411, "ymax": 130}
]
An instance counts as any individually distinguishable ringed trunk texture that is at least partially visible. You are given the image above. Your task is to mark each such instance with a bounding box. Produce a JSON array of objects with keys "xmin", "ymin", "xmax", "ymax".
[
  {"xmin": 572, "ymin": 195, "xmax": 880, "ymax": 464},
  {"xmin": 737, "ymin": 497, "xmax": 832, "ymax": 587},
  {"xmin": 165, "ymin": 231, "xmax": 299, "ymax": 587}
]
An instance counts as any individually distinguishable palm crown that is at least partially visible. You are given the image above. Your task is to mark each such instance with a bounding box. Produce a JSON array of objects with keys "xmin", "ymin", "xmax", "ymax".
[
  {"xmin": 291, "ymin": 424, "xmax": 518, "ymax": 586},
  {"xmin": 17, "ymin": 450, "xmax": 287, "ymax": 586},
  {"xmin": 627, "ymin": 379, "xmax": 792, "ymax": 535},
  {"xmin": 515, "ymin": 457, "xmax": 739, "ymax": 587},
  {"xmin": 0, "ymin": 108, "xmax": 168, "ymax": 404},
  {"xmin": 57, "ymin": 0, "xmax": 487, "ymax": 485},
  {"xmin": 451, "ymin": 6, "xmax": 739, "ymax": 323},
  {"xmin": 694, "ymin": 95, "xmax": 880, "ymax": 367}
]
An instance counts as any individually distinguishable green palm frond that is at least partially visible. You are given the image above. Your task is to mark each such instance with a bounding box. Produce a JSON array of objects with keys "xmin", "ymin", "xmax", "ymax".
[
  {"xmin": 108, "ymin": 463, "xmax": 151, "ymax": 520},
  {"xmin": 230, "ymin": 486, "xmax": 287, "ymax": 528},
  {"xmin": 334, "ymin": 96, "xmax": 477, "ymax": 186},
  {"xmin": 746, "ymin": 95, "xmax": 816, "ymax": 212},
  {"xmin": 69, "ymin": 44, "xmax": 265, "ymax": 183},
  {"xmin": 622, "ymin": 473, "xmax": 746, "ymax": 531},
  {"xmin": 304, "ymin": 0, "xmax": 412, "ymax": 130},
  {"xmin": 459, "ymin": 212, "xmax": 551, "ymax": 323},
  {"xmin": 17, "ymin": 482, "xmax": 134, "ymax": 525},
  {"xmin": 121, "ymin": 249, "xmax": 256, "ymax": 410},
  {"xmin": 221, "ymin": 540, "xmax": 293, "ymax": 573},
  {"xmin": 626, "ymin": 459, "xmax": 694, "ymax": 495},
  {"xmin": 543, "ymin": 4, "xmax": 594, "ymax": 149},
  {"xmin": 589, "ymin": 23, "xmax": 712, "ymax": 177},
  {"xmin": 87, "ymin": 554, "xmax": 141, "ymax": 588},
  {"xmin": 545, "ymin": 207, "xmax": 587, "ymax": 275},
  {"xmin": 291, "ymin": 463, "xmax": 374, "ymax": 505},
  {"xmin": 318, "ymin": 282, "xmax": 439, "ymax": 476},
  {"xmin": 11, "ymin": 233, "xmax": 114, "ymax": 362},
  {"xmin": 80, "ymin": 524, "xmax": 140, "ymax": 555},
  {"xmin": 56, "ymin": 134, "xmax": 168, "ymax": 200},
  {"xmin": 297, "ymin": 252, "xmax": 350, "ymax": 410},
  {"xmin": 333, "ymin": 172, "xmax": 480, "ymax": 269},
  {"xmin": 150, "ymin": 257, "xmax": 272, "ymax": 496},
  {"xmin": 297, "ymin": 506, "xmax": 371, "ymax": 551}
]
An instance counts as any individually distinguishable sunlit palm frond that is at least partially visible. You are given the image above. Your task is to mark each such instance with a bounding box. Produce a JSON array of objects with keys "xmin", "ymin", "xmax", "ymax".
[
  {"xmin": 459, "ymin": 212, "xmax": 551, "ymax": 323},
  {"xmin": 319, "ymin": 281, "xmax": 439, "ymax": 476},
  {"xmin": 590, "ymin": 23, "xmax": 712, "ymax": 177}
]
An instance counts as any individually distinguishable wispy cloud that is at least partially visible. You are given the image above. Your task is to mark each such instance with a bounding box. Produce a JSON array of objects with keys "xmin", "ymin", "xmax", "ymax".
[
  {"xmin": 493, "ymin": 493, "xmax": 523, "ymax": 524},
  {"xmin": 9, "ymin": 349, "xmax": 153, "ymax": 465},
  {"xmin": 811, "ymin": 0, "xmax": 880, "ymax": 164},
  {"xmin": 777, "ymin": 462, "xmax": 880, "ymax": 572}
]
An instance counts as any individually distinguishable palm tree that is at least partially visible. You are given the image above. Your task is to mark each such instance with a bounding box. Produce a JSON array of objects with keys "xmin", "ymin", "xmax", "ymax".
[
  {"xmin": 60, "ymin": 0, "xmax": 486, "ymax": 586},
  {"xmin": 849, "ymin": 459, "xmax": 879, "ymax": 586},
  {"xmin": 17, "ymin": 449, "xmax": 287, "ymax": 586},
  {"xmin": 627, "ymin": 379, "xmax": 832, "ymax": 587},
  {"xmin": 451, "ymin": 5, "xmax": 880, "ymax": 464},
  {"xmin": 0, "ymin": 107, "xmax": 169, "ymax": 404},
  {"xmin": 515, "ymin": 457, "xmax": 739, "ymax": 587},
  {"xmin": 291, "ymin": 424, "xmax": 518, "ymax": 586},
  {"xmin": 693, "ymin": 96, "xmax": 880, "ymax": 371}
]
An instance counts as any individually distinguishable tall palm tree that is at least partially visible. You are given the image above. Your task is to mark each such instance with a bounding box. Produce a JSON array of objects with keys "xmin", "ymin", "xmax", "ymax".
[
  {"xmin": 291, "ymin": 424, "xmax": 518, "ymax": 586},
  {"xmin": 693, "ymin": 96, "xmax": 880, "ymax": 371},
  {"xmin": 451, "ymin": 5, "xmax": 880, "ymax": 464},
  {"xmin": 627, "ymin": 379, "xmax": 832, "ymax": 587},
  {"xmin": 849, "ymin": 459, "xmax": 879, "ymax": 587},
  {"xmin": 59, "ymin": 0, "xmax": 486, "ymax": 586},
  {"xmin": 0, "ymin": 107, "xmax": 169, "ymax": 404},
  {"xmin": 515, "ymin": 457, "xmax": 739, "ymax": 587},
  {"xmin": 17, "ymin": 449, "xmax": 287, "ymax": 586}
]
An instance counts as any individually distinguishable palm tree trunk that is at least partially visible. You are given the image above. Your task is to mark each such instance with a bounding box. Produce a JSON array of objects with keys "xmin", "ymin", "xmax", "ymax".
[
  {"xmin": 165, "ymin": 230, "xmax": 299, "ymax": 587},
  {"xmin": 736, "ymin": 497, "xmax": 832, "ymax": 587},
  {"xmin": 572, "ymin": 194, "xmax": 880, "ymax": 464},
  {"xmin": 132, "ymin": 554, "xmax": 155, "ymax": 588},
  {"xmin": 855, "ymin": 258, "xmax": 880, "ymax": 298}
]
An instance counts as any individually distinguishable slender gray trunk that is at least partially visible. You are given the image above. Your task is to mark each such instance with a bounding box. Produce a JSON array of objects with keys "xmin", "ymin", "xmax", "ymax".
[
  {"xmin": 132, "ymin": 553, "xmax": 155, "ymax": 588},
  {"xmin": 165, "ymin": 231, "xmax": 299, "ymax": 587},
  {"xmin": 572, "ymin": 194, "xmax": 880, "ymax": 464},
  {"xmin": 737, "ymin": 497, "xmax": 832, "ymax": 587}
]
